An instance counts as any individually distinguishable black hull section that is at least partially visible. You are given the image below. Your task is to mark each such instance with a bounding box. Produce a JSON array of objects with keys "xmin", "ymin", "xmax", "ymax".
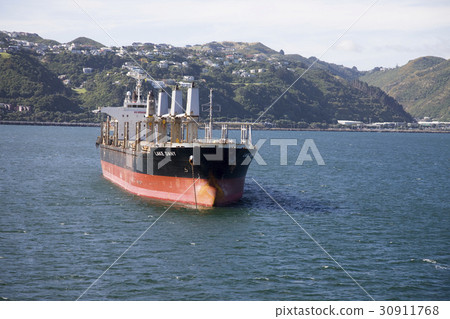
[{"xmin": 100, "ymin": 144, "xmax": 252, "ymax": 180}]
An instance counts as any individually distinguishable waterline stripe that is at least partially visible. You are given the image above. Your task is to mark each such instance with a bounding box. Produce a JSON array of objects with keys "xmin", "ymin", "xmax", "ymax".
[
  {"xmin": 70, "ymin": 0, "xmax": 198, "ymax": 125},
  {"xmin": 251, "ymin": 177, "xmax": 376, "ymax": 301},
  {"xmin": 76, "ymin": 177, "xmax": 200, "ymax": 301},
  {"xmin": 252, "ymin": 0, "xmax": 380, "ymax": 125}
]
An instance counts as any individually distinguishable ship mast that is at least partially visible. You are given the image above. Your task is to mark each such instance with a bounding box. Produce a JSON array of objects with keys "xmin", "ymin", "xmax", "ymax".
[
  {"xmin": 208, "ymin": 88, "xmax": 213, "ymax": 141},
  {"xmin": 127, "ymin": 70, "xmax": 146, "ymax": 103}
]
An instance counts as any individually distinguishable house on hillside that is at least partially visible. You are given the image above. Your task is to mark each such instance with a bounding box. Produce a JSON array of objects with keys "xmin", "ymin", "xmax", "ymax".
[{"xmin": 158, "ymin": 61, "xmax": 168, "ymax": 68}]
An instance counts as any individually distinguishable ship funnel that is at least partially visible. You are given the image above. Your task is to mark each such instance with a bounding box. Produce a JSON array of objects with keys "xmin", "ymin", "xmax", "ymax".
[
  {"xmin": 157, "ymin": 90, "xmax": 169, "ymax": 116},
  {"xmin": 186, "ymin": 83, "xmax": 199, "ymax": 117},
  {"xmin": 146, "ymin": 91, "xmax": 155, "ymax": 116},
  {"xmin": 170, "ymin": 86, "xmax": 183, "ymax": 116}
]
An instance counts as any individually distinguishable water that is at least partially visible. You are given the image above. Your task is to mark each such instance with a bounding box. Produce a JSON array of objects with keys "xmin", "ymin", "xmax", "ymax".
[{"xmin": 0, "ymin": 125, "xmax": 449, "ymax": 301}]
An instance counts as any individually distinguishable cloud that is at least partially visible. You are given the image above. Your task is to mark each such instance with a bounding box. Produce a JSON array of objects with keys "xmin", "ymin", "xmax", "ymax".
[{"xmin": 335, "ymin": 39, "xmax": 363, "ymax": 52}]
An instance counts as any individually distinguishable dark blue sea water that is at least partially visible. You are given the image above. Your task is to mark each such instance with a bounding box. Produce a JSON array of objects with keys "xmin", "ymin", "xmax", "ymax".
[{"xmin": 0, "ymin": 125, "xmax": 449, "ymax": 301}]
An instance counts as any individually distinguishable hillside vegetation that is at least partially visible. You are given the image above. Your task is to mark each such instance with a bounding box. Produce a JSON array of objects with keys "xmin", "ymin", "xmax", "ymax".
[
  {"xmin": 360, "ymin": 57, "xmax": 450, "ymax": 120},
  {"xmin": 0, "ymin": 33, "xmax": 417, "ymax": 125},
  {"xmin": 68, "ymin": 37, "xmax": 104, "ymax": 49},
  {"xmin": 0, "ymin": 52, "xmax": 80, "ymax": 118}
]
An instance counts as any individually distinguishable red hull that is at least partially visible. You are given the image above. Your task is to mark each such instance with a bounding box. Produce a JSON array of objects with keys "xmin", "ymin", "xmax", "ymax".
[{"xmin": 101, "ymin": 161, "xmax": 245, "ymax": 207}]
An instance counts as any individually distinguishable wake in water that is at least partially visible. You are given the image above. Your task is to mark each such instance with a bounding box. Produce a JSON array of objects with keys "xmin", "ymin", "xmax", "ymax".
[
  {"xmin": 421, "ymin": 259, "xmax": 450, "ymax": 270},
  {"xmin": 410, "ymin": 258, "xmax": 450, "ymax": 270}
]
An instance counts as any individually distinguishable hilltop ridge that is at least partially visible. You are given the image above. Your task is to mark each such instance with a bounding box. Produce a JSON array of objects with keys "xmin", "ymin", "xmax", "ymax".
[
  {"xmin": 197, "ymin": 41, "xmax": 279, "ymax": 55},
  {"xmin": 68, "ymin": 37, "xmax": 105, "ymax": 49}
]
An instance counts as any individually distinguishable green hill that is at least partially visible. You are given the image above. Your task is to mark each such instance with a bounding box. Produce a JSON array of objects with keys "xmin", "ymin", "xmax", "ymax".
[
  {"xmin": 3, "ymin": 31, "xmax": 60, "ymax": 46},
  {"xmin": 226, "ymin": 41, "xmax": 278, "ymax": 55},
  {"xmin": 284, "ymin": 54, "xmax": 362, "ymax": 80},
  {"xmin": 214, "ymin": 68, "xmax": 413, "ymax": 124},
  {"xmin": 0, "ymin": 52, "xmax": 81, "ymax": 115},
  {"xmin": 183, "ymin": 41, "xmax": 411, "ymax": 124},
  {"xmin": 69, "ymin": 37, "xmax": 104, "ymax": 48},
  {"xmin": 195, "ymin": 41, "xmax": 278, "ymax": 55},
  {"xmin": 360, "ymin": 57, "xmax": 450, "ymax": 120}
]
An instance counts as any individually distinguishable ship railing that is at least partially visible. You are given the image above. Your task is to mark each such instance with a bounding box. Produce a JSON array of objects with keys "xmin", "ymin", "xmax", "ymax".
[
  {"xmin": 102, "ymin": 120, "xmax": 254, "ymax": 148},
  {"xmin": 240, "ymin": 124, "xmax": 252, "ymax": 145},
  {"xmin": 196, "ymin": 138, "xmax": 235, "ymax": 145},
  {"xmin": 203, "ymin": 123, "xmax": 230, "ymax": 144}
]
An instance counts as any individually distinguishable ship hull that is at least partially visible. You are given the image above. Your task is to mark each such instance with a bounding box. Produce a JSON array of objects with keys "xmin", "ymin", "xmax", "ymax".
[{"xmin": 100, "ymin": 144, "xmax": 252, "ymax": 207}]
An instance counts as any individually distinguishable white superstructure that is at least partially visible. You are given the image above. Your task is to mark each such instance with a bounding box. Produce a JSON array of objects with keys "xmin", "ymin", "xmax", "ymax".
[{"xmin": 97, "ymin": 73, "xmax": 201, "ymax": 145}]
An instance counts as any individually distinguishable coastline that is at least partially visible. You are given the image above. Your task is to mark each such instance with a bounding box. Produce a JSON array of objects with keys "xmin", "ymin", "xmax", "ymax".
[
  {"xmin": 254, "ymin": 127, "xmax": 450, "ymax": 134},
  {"xmin": 0, "ymin": 120, "xmax": 100, "ymax": 127},
  {"xmin": 1, "ymin": 120, "xmax": 449, "ymax": 133}
]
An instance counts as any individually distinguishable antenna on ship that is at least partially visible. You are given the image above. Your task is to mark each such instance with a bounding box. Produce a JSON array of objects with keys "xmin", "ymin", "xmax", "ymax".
[
  {"xmin": 209, "ymin": 88, "xmax": 213, "ymax": 141},
  {"xmin": 202, "ymin": 88, "xmax": 221, "ymax": 141},
  {"xmin": 127, "ymin": 70, "xmax": 147, "ymax": 103}
]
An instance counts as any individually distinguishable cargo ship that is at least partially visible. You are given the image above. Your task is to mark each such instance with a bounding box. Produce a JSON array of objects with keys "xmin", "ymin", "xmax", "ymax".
[{"xmin": 96, "ymin": 71, "xmax": 254, "ymax": 207}]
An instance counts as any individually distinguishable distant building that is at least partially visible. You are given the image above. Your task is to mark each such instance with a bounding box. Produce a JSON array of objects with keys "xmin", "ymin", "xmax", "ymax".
[
  {"xmin": 163, "ymin": 79, "xmax": 176, "ymax": 86},
  {"xmin": 83, "ymin": 67, "xmax": 93, "ymax": 74},
  {"xmin": 1, "ymin": 104, "xmax": 30, "ymax": 112},
  {"xmin": 337, "ymin": 120, "xmax": 363, "ymax": 127},
  {"xmin": 17, "ymin": 105, "xmax": 30, "ymax": 112},
  {"xmin": 178, "ymin": 81, "xmax": 192, "ymax": 88},
  {"xmin": 148, "ymin": 80, "xmax": 165, "ymax": 89},
  {"xmin": 0, "ymin": 103, "xmax": 12, "ymax": 110},
  {"xmin": 417, "ymin": 119, "xmax": 450, "ymax": 129}
]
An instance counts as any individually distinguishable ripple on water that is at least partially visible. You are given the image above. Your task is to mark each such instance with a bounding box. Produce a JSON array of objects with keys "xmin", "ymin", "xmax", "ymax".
[{"xmin": 1, "ymin": 127, "xmax": 449, "ymax": 300}]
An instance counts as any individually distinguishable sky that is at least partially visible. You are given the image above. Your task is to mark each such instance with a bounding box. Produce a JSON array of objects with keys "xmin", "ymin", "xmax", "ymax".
[{"xmin": 1, "ymin": 0, "xmax": 449, "ymax": 70}]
